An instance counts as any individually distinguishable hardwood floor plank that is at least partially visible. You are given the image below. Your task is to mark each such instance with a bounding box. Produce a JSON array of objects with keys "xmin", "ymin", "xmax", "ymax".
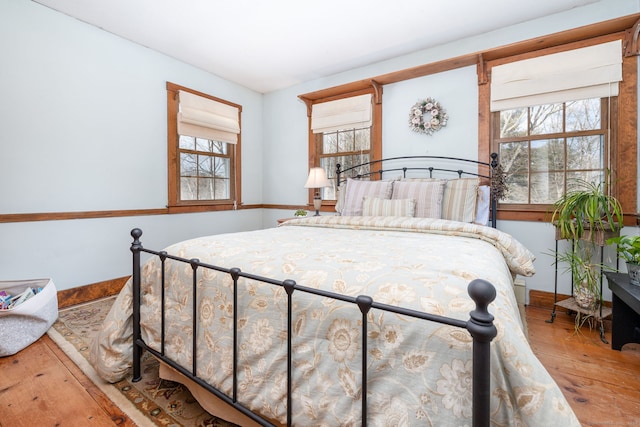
[
  {"xmin": 0, "ymin": 338, "xmax": 118, "ymax": 426},
  {"xmin": 526, "ymin": 305, "xmax": 640, "ymax": 426},
  {"xmin": 42, "ymin": 335, "xmax": 136, "ymax": 427}
]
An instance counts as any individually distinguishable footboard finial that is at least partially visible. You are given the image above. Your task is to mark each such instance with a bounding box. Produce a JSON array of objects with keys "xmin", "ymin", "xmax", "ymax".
[
  {"xmin": 131, "ymin": 228, "xmax": 143, "ymax": 251},
  {"xmin": 467, "ymin": 279, "xmax": 497, "ymax": 336}
]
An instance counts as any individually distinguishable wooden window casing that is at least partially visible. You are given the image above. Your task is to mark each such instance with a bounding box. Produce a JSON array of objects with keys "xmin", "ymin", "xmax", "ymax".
[
  {"xmin": 300, "ymin": 84, "xmax": 383, "ymax": 210},
  {"xmin": 479, "ymin": 33, "xmax": 637, "ymax": 224},
  {"xmin": 166, "ymin": 82, "xmax": 242, "ymax": 212}
]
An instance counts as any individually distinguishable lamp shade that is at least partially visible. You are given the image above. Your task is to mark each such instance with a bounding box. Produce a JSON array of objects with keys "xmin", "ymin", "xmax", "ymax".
[{"xmin": 304, "ymin": 167, "xmax": 331, "ymax": 189}]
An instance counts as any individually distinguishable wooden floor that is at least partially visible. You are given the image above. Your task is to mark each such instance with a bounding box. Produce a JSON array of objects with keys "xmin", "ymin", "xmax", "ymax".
[{"xmin": 1, "ymin": 305, "xmax": 639, "ymax": 426}]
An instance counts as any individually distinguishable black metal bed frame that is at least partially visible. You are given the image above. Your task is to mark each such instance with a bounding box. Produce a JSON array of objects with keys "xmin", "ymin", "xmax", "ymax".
[
  {"xmin": 336, "ymin": 152, "xmax": 502, "ymax": 228},
  {"xmin": 130, "ymin": 229, "xmax": 498, "ymax": 427}
]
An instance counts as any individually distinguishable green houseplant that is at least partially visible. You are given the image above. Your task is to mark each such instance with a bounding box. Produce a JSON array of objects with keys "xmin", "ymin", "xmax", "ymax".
[
  {"xmin": 294, "ymin": 209, "xmax": 308, "ymax": 217},
  {"xmin": 551, "ymin": 179, "xmax": 623, "ymax": 243},
  {"xmin": 606, "ymin": 235, "xmax": 640, "ymax": 285},
  {"xmin": 550, "ymin": 177, "xmax": 623, "ymax": 319}
]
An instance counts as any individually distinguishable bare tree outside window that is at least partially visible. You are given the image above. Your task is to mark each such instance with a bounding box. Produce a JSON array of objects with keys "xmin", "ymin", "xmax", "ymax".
[
  {"xmin": 179, "ymin": 136, "xmax": 231, "ymax": 201},
  {"xmin": 495, "ymin": 99, "xmax": 607, "ymax": 207},
  {"xmin": 317, "ymin": 127, "xmax": 371, "ymax": 200}
]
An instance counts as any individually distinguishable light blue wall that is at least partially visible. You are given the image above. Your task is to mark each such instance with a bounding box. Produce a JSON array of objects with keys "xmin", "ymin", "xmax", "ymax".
[
  {"xmin": 0, "ymin": 0, "xmax": 265, "ymax": 289},
  {"xmin": 1, "ymin": 0, "xmax": 638, "ymax": 295}
]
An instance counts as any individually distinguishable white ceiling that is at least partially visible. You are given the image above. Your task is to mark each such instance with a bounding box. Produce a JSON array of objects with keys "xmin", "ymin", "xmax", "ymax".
[{"xmin": 33, "ymin": 0, "xmax": 597, "ymax": 93}]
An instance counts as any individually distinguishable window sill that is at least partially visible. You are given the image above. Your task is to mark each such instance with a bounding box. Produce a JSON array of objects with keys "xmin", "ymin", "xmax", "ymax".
[{"xmin": 167, "ymin": 203, "xmax": 237, "ymax": 214}]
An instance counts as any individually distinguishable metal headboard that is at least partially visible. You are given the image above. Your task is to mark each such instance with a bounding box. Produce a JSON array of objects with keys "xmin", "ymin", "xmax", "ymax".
[{"xmin": 335, "ymin": 153, "xmax": 502, "ymax": 228}]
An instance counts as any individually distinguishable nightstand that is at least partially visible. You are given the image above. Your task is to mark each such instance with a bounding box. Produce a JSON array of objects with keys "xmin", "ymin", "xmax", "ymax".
[{"xmin": 605, "ymin": 272, "xmax": 640, "ymax": 350}]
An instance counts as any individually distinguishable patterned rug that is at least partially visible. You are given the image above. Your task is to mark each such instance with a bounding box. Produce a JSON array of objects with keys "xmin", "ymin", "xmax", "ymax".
[{"xmin": 47, "ymin": 297, "xmax": 237, "ymax": 427}]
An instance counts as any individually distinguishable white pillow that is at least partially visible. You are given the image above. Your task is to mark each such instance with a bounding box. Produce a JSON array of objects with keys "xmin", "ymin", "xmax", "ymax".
[
  {"xmin": 391, "ymin": 180, "xmax": 446, "ymax": 218},
  {"xmin": 474, "ymin": 185, "xmax": 491, "ymax": 226},
  {"xmin": 335, "ymin": 185, "xmax": 345, "ymax": 214},
  {"xmin": 362, "ymin": 197, "xmax": 416, "ymax": 217},
  {"xmin": 341, "ymin": 178, "xmax": 393, "ymax": 216}
]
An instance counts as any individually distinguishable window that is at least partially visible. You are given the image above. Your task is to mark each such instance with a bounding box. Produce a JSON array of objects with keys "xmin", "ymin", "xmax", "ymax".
[
  {"xmin": 167, "ymin": 82, "xmax": 241, "ymax": 210},
  {"xmin": 301, "ymin": 87, "xmax": 382, "ymax": 206},
  {"xmin": 315, "ymin": 127, "xmax": 371, "ymax": 200},
  {"xmin": 483, "ymin": 37, "xmax": 636, "ymax": 220},
  {"xmin": 178, "ymin": 137, "xmax": 232, "ymax": 201},
  {"xmin": 495, "ymin": 98, "xmax": 610, "ymax": 208}
]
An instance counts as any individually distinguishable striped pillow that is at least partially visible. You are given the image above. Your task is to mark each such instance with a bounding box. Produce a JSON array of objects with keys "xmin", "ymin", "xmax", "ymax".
[
  {"xmin": 341, "ymin": 178, "xmax": 393, "ymax": 216},
  {"xmin": 362, "ymin": 197, "xmax": 416, "ymax": 217},
  {"xmin": 391, "ymin": 180, "xmax": 446, "ymax": 218},
  {"xmin": 442, "ymin": 178, "xmax": 479, "ymax": 222}
]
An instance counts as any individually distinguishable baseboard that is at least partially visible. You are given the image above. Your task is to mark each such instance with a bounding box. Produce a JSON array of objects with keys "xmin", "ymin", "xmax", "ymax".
[{"xmin": 57, "ymin": 276, "xmax": 129, "ymax": 309}]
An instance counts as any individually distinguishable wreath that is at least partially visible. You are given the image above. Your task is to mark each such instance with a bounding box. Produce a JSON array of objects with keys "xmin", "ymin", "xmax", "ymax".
[{"xmin": 409, "ymin": 97, "xmax": 448, "ymax": 135}]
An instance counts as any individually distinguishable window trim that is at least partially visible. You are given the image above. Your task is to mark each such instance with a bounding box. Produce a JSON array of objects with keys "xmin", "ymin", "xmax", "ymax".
[
  {"xmin": 166, "ymin": 82, "xmax": 242, "ymax": 211},
  {"xmin": 479, "ymin": 34, "xmax": 637, "ymax": 224},
  {"xmin": 300, "ymin": 83, "xmax": 382, "ymax": 210}
]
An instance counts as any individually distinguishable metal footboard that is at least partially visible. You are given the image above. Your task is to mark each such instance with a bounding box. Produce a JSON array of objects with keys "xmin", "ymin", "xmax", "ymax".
[{"xmin": 130, "ymin": 228, "xmax": 497, "ymax": 427}]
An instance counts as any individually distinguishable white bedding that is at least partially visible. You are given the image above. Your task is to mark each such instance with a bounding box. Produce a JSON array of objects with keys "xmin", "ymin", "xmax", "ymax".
[{"xmin": 90, "ymin": 216, "xmax": 579, "ymax": 426}]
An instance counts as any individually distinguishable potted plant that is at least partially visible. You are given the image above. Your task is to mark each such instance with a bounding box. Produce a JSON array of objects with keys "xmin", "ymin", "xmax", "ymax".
[
  {"xmin": 554, "ymin": 242, "xmax": 607, "ymax": 311},
  {"xmin": 551, "ymin": 178, "xmax": 623, "ymax": 243},
  {"xmin": 294, "ymin": 209, "xmax": 308, "ymax": 217},
  {"xmin": 549, "ymin": 177, "xmax": 623, "ymax": 331},
  {"xmin": 606, "ymin": 235, "xmax": 640, "ymax": 286}
]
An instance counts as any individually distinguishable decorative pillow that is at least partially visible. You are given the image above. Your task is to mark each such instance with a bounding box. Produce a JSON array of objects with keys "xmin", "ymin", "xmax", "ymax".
[
  {"xmin": 391, "ymin": 180, "xmax": 446, "ymax": 218},
  {"xmin": 474, "ymin": 185, "xmax": 491, "ymax": 226},
  {"xmin": 442, "ymin": 178, "xmax": 480, "ymax": 222},
  {"xmin": 341, "ymin": 178, "xmax": 393, "ymax": 216},
  {"xmin": 335, "ymin": 184, "xmax": 345, "ymax": 214},
  {"xmin": 362, "ymin": 197, "xmax": 416, "ymax": 217}
]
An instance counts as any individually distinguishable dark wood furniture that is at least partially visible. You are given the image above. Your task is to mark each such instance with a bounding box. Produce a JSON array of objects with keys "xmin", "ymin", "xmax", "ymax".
[{"xmin": 605, "ymin": 272, "xmax": 640, "ymax": 350}]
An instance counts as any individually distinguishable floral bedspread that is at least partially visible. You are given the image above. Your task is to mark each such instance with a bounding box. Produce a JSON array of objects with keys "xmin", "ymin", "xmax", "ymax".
[{"xmin": 90, "ymin": 216, "xmax": 579, "ymax": 426}]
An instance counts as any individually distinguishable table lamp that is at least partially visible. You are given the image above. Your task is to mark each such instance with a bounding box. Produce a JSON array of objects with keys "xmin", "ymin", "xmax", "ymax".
[{"xmin": 304, "ymin": 167, "xmax": 331, "ymax": 216}]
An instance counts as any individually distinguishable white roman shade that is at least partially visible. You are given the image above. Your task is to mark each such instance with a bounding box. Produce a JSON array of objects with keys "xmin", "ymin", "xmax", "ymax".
[
  {"xmin": 490, "ymin": 40, "xmax": 622, "ymax": 111},
  {"xmin": 311, "ymin": 94, "xmax": 372, "ymax": 133},
  {"xmin": 178, "ymin": 90, "xmax": 240, "ymax": 143}
]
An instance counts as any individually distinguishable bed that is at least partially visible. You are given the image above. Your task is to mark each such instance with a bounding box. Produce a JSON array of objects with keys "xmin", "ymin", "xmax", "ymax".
[{"xmin": 89, "ymin": 155, "xmax": 580, "ymax": 426}]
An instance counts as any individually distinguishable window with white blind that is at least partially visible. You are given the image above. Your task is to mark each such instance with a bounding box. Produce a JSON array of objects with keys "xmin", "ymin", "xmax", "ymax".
[
  {"xmin": 308, "ymin": 93, "xmax": 377, "ymax": 201},
  {"xmin": 490, "ymin": 40, "xmax": 622, "ymax": 212},
  {"xmin": 167, "ymin": 83, "xmax": 242, "ymax": 209}
]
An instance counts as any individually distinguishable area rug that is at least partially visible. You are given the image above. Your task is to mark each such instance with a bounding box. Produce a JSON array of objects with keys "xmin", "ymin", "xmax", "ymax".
[{"xmin": 46, "ymin": 297, "xmax": 237, "ymax": 427}]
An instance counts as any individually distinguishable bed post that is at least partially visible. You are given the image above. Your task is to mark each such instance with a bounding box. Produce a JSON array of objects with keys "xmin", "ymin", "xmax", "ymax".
[
  {"xmin": 490, "ymin": 152, "xmax": 499, "ymax": 228},
  {"xmin": 130, "ymin": 228, "xmax": 143, "ymax": 382},
  {"xmin": 467, "ymin": 279, "xmax": 497, "ymax": 427}
]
